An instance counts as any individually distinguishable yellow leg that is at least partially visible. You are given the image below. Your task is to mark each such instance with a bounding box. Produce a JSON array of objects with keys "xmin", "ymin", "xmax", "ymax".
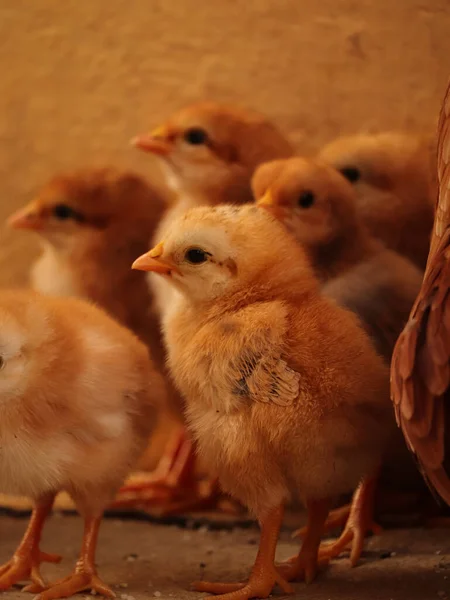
[
  {"xmin": 31, "ymin": 516, "xmax": 114, "ymax": 600},
  {"xmin": 278, "ymin": 498, "xmax": 331, "ymax": 583},
  {"xmin": 0, "ymin": 494, "xmax": 61, "ymax": 592},
  {"xmin": 316, "ymin": 471, "xmax": 382, "ymax": 566},
  {"xmin": 193, "ymin": 504, "xmax": 294, "ymax": 600}
]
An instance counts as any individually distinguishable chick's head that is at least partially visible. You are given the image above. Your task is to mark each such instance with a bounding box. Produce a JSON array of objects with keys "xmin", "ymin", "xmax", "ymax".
[
  {"xmin": 253, "ymin": 157, "xmax": 359, "ymax": 249},
  {"xmin": 133, "ymin": 101, "xmax": 293, "ymax": 200},
  {"xmin": 133, "ymin": 204, "xmax": 313, "ymax": 303},
  {"xmin": 318, "ymin": 132, "xmax": 431, "ymax": 193},
  {"xmin": 8, "ymin": 168, "xmax": 158, "ymax": 247}
]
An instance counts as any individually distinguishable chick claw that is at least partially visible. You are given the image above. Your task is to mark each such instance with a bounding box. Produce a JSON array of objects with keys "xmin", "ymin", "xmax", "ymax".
[
  {"xmin": 30, "ymin": 571, "xmax": 115, "ymax": 600},
  {"xmin": 192, "ymin": 566, "xmax": 293, "ymax": 600},
  {"xmin": 0, "ymin": 550, "xmax": 61, "ymax": 591}
]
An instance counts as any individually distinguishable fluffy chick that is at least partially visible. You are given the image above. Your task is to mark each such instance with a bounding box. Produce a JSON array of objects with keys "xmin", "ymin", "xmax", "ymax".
[
  {"xmin": 253, "ymin": 157, "xmax": 424, "ymax": 564},
  {"xmin": 128, "ymin": 102, "xmax": 294, "ymax": 507},
  {"xmin": 253, "ymin": 157, "xmax": 423, "ymax": 360},
  {"xmin": 0, "ymin": 290, "xmax": 161, "ymax": 599},
  {"xmin": 8, "ymin": 167, "xmax": 164, "ymax": 357},
  {"xmin": 134, "ymin": 101, "xmax": 294, "ymax": 314},
  {"xmin": 132, "ymin": 205, "xmax": 391, "ymax": 600},
  {"xmin": 318, "ymin": 132, "xmax": 436, "ymax": 270},
  {"xmin": 8, "ymin": 167, "xmax": 187, "ymax": 510},
  {"xmin": 391, "ymin": 79, "xmax": 450, "ymax": 508}
]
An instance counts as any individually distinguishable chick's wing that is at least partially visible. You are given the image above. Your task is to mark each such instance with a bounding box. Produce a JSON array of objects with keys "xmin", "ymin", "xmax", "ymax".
[{"xmin": 203, "ymin": 301, "xmax": 300, "ymax": 408}]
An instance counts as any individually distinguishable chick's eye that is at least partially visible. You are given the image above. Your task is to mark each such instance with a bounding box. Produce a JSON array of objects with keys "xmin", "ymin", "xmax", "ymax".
[
  {"xmin": 298, "ymin": 190, "xmax": 315, "ymax": 208},
  {"xmin": 184, "ymin": 248, "xmax": 209, "ymax": 264},
  {"xmin": 340, "ymin": 166, "xmax": 361, "ymax": 183},
  {"xmin": 53, "ymin": 204, "xmax": 76, "ymax": 220},
  {"xmin": 183, "ymin": 127, "xmax": 208, "ymax": 145}
]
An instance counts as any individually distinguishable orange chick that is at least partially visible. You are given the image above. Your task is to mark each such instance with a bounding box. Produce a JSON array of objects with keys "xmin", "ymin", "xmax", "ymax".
[
  {"xmin": 391, "ymin": 79, "xmax": 450, "ymax": 509},
  {"xmin": 318, "ymin": 132, "xmax": 436, "ymax": 270},
  {"xmin": 7, "ymin": 167, "xmax": 193, "ymax": 513},
  {"xmin": 7, "ymin": 167, "xmax": 164, "ymax": 356},
  {"xmin": 132, "ymin": 205, "xmax": 391, "ymax": 600},
  {"xmin": 253, "ymin": 157, "xmax": 424, "ymax": 564},
  {"xmin": 0, "ymin": 290, "xmax": 162, "ymax": 599},
  {"xmin": 128, "ymin": 102, "xmax": 294, "ymax": 511}
]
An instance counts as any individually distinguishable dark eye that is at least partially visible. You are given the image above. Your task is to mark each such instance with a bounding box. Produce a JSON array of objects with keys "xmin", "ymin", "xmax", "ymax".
[
  {"xmin": 183, "ymin": 127, "xmax": 208, "ymax": 145},
  {"xmin": 0, "ymin": 357, "xmax": 4, "ymax": 370},
  {"xmin": 298, "ymin": 190, "xmax": 315, "ymax": 208},
  {"xmin": 184, "ymin": 248, "xmax": 209, "ymax": 264},
  {"xmin": 339, "ymin": 166, "xmax": 361, "ymax": 183},
  {"xmin": 53, "ymin": 204, "xmax": 76, "ymax": 220}
]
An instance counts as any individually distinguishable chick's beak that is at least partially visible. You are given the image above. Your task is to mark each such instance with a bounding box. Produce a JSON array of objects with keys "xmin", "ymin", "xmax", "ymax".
[
  {"xmin": 131, "ymin": 126, "xmax": 173, "ymax": 155},
  {"xmin": 256, "ymin": 189, "xmax": 286, "ymax": 220},
  {"xmin": 132, "ymin": 243, "xmax": 181, "ymax": 276},
  {"xmin": 7, "ymin": 203, "xmax": 45, "ymax": 230}
]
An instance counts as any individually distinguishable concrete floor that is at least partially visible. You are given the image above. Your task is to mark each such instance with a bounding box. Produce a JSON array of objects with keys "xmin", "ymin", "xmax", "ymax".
[{"xmin": 0, "ymin": 513, "xmax": 449, "ymax": 600}]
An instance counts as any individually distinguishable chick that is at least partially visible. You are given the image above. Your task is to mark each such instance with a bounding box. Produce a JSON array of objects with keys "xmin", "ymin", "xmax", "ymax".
[
  {"xmin": 253, "ymin": 157, "xmax": 424, "ymax": 564},
  {"xmin": 7, "ymin": 169, "xmax": 193, "ymax": 507},
  {"xmin": 132, "ymin": 204, "xmax": 391, "ymax": 600},
  {"xmin": 7, "ymin": 167, "xmax": 164, "ymax": 356},
  {"xmin": 0, "ymin": 290, "xmax": 161, "ymax": 599},
  {"xmin": 318, "ymin": 132, "xmax": 436, "ymax": 270},
  {"xmin": 128, "ymin": 102, "xmax": 294, "ymax": 510},
  {"xmin": 391, "ymin": 79, "xmax": 450, "ymax": 509}
]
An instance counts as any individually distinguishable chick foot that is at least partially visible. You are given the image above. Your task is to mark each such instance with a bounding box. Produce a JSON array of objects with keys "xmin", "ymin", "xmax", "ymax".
[
  {"xmin": 31, "ymin": 515, "xmax": 113, "ymax": 600},
  {"xmin": 315, "ymin": 472, "xmax": 381, "ymax": 566},
  {"xmin": 277, "ymin": 498, "xmax": 331, "ymax": 584},
  {"xmin": 0, "ymin": 495, "xmax": 60, "ymax": 592},
  {"xmin": 193, "ymin": 564, "xmax": 293, "ymax": 600},
  {"xmin": 31, "ymin": 571, "xmax": 114, "ymax": 600},
  {"xmin": 193, "ymin": 504, "xmax": 293, "ymax": 600},
  {"xmin": 112, "ymin": 429, "xmax": 239, "ymax": 515},
  {"xmin": 0, "ymin": 550, "xmax": 61, "ymax": 592}
]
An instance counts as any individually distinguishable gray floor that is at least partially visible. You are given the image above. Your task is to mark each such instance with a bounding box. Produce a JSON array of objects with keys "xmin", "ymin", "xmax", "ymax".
[{"xmin": 0, "ymin": 514, "xmax": 449, "ymax": 600}]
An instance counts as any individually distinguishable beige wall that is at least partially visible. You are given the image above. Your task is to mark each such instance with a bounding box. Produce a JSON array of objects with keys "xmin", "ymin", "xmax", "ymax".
[{"xmin": 1, "ymin": 0, "xmax": 449, "ymax": 287}]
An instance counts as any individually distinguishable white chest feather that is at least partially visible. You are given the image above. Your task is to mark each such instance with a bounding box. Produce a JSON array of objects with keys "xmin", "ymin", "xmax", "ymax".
[
  {"xmin": 0, "ymin": 430, "xmax": 76, "ymax": 497},
  {"xmin": 31, "ymin": 246, "xmax": 80, "ymax": 298}
]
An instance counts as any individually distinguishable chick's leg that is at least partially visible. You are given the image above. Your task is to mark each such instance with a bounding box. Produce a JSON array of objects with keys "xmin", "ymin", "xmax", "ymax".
[
  {"xmin": 193, "ymin": 504, "xmax": 294, "ymax": 600},
  {"xmin": 33, "ymin": 516, "xmax": 114, "ymax": 600},
  {"xmin": 112, "ymin": 427, "xmax": 237, "ymax": 515},
  {"xmin": 277, "ymin": 498, "xmax": 331, "ymax": 583},
  {"xmin": 0, "ymin": 494, "xmax": 61, "ymax": 591},
  {"xmin": 314, "ymin": 471, "xmax": 382, "ymax": 566}
]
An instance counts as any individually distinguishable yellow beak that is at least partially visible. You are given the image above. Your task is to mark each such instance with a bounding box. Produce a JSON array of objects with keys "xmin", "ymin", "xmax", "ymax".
[
  {"xmin": 256, "ymin": 189, "xmax": 275, "ymax": 206},
  {"xmin": 131, "ymin": 125, "xmax": 173, "ymax": 155},
  {"xmin": 7, "ymin": 202, "xmax": 44, "ymax": 230},
  {"xmin": 132, "ymin": 243, "xmax": 181, "ymax": 275}
]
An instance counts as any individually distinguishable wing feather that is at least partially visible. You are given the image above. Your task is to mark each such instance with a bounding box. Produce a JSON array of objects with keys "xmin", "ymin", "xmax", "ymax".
[{"xmin": 391, "ymin": 79, "xmax": 450, "ymax": 506}]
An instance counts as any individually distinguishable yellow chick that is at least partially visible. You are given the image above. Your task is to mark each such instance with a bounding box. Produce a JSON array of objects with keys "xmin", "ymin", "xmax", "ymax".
[
  {"xmin": 318, "ymin": 132, "xmax": 436, "ymax": 270},
  {"xmin": 132, "ymin": 205, "xmax": 391, "ymax": 600},
  {"xmin": 7, "ymin": 168, "xmax": 187, "ymax": 508},
  {"xmin": 0, "ymin": 290, "xmax": 162, "ymax": 599},
  {"xmin": 7, "ymin": 167, "xmax": 164, "ymax": 356},
  {"xmin": 253, "ymin": 157, "xmax": 424, "ymax": 565},
  {"xmin": 126, "ymin": 102, "xmax": 294, "ymax": 510}
]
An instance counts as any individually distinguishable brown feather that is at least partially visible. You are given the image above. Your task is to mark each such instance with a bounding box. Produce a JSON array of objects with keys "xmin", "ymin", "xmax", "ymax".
[{"xmin": 391, "ymin": 79, "xmax": 450, "ymax": 505}]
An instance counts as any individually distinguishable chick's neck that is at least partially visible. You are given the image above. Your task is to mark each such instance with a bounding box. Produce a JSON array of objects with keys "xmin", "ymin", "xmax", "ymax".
[
  {"xmin": 203, "ymin": 258, "xmax": 318, "ymax": 319},
  {"xmin": 309, "ymin": 223, "xmax": 381, "ymax": 282}
]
